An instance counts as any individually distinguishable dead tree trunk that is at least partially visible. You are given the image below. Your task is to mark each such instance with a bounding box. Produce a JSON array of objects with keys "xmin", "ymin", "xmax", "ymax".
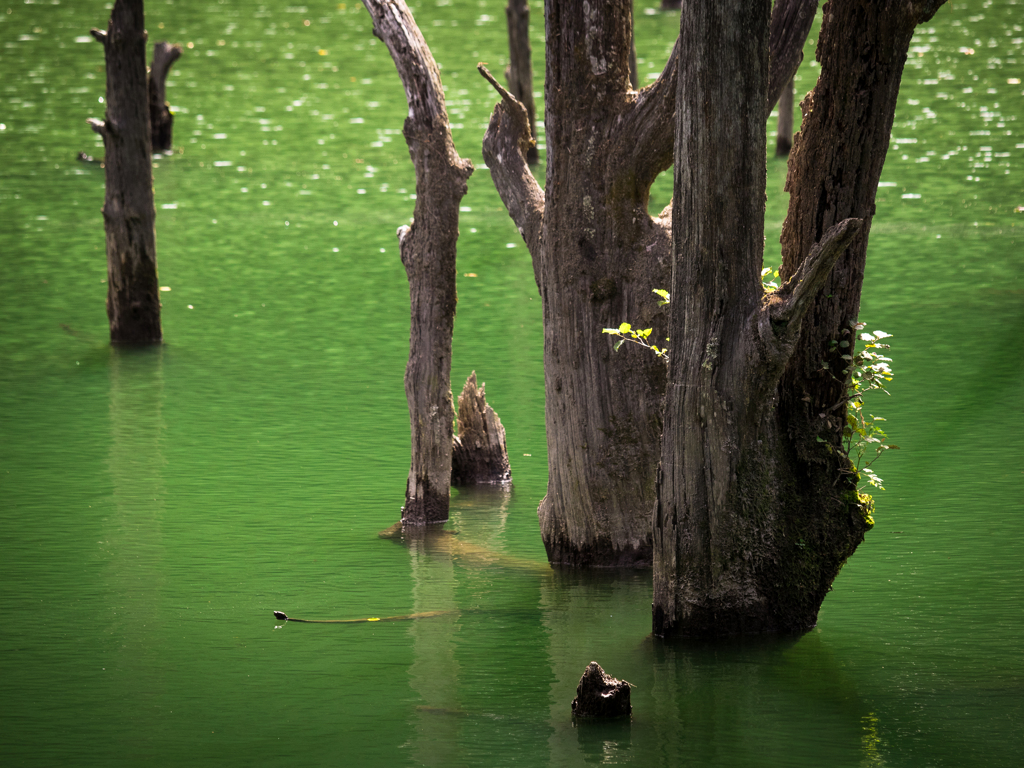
[
  {"xmin": 149, "ymin": 41, "xmax": 182, "ymax": 154},
  {"xmin": 775, "ymin": 76, "xmax": 795, "ymax": 156},
  {"xmin": 362, "ymin": 0, "xmax": 473, "ymax": 525},
  {"xmin": 482, "ymin": 0, "xmax": 677, "ymax": 566},
  {"xmin": 451, "ymin": 372, "xmax": 512, "ymax": 486},
  {"xmin": 653, "ymin": 0, "xmax": 946, "ymax": 639},
  {"xmin": 88, "ymin": 0, "xmax": 161, "ymax": 345},
  {"xmin": 505, "ymin": 0, "xmax": 538, "ymax": 165}
]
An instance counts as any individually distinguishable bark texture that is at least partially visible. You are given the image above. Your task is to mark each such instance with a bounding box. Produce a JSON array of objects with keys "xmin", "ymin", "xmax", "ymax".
[
  {"xmin": 653, "ymin": 0, "xmax": 945, "ymax": 639},
  {"xmin": 363, "ymin": 0, "xmax": 473, "ymax": 524},
  {"xmin": 483, "ymin": 1, "xmax": 677, "ymax": 567},
  {"xmin": 88, "ymin": 0, "xmax": 161, "ymax": 345},
  {"xmin": 148, "ymin": 41, "xmax": 182, "ymax": 153},
  {"xmin": 480, "ymin": 1, "xmax": 823, "ymax": 568},
  {"xmin": 505, "ymin": 0, "xmax": 538, "ymax": 165},
  {"xmin": 451, "ymin": 372, "xmax": 512, "ymax": 486}
]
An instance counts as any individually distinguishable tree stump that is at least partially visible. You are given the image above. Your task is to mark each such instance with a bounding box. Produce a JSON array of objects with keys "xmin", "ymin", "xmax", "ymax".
[
  {"xmin": 571, "ymin": 662, "xmax": 632, "ymax": 719},
  {"xmin": 88, "ymin": 0, "xmax": 162, "ymax": 345},
  {"xmin": 451, "ymin": 372, "xmax": 512, "ymax": 486},
  {"xmin": 149, "ymin": 41, "xmax": 182, "ymax": 153}
]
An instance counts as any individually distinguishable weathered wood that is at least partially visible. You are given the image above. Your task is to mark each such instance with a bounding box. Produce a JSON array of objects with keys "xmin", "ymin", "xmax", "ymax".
[
  {"xmin": 504, "ymin": 0, "xmax": 538, "ymax": 165},
  {"xmin": 653, "ymin": 0, "xmax": 946, "ymax": 639},
  {"xmin": 776, "ymin": 0, "xmax": 947, "ymax": 492},
  {"xmin": 451, "ymin": 372, "xmax": 511, "ymax": 486},
  {"xmin": 571, "ymin": 662, "xmax": 632, "ymax": 719},
  {"xmin": 483, "ymin": 2, "xmax": 676, "ymax": 567},
  {"xmin": 481, "ymin": 0, "xmax": 829, "ymax": 568},
  {"xmin": 362, "ymin": 0, "xmax": 473, "ymax": 525},
  {"xmin": 149, "ymin": 41, "xmax": 182, "ymax": 153},
  {"xmin": 88, "ymin": 0, "xmax": 162, "ymax": 345}
]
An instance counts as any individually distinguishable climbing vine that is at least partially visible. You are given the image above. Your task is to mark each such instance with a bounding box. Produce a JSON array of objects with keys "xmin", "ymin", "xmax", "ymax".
[{"xmin": 824, "ymin": 323, "xmax": 899, "ymax": 491}]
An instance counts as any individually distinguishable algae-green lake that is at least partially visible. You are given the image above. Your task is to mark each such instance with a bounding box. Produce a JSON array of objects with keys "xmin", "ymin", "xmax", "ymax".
[{"xmin": 1, "ymin": 1, "xmax": 1022, "ymax": 765}]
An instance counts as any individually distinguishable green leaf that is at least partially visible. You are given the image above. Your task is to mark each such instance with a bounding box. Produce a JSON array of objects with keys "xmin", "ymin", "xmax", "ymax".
[
  {"xmin": 618, "ymin": 322, "xmax": 631, "ymax": 334},
  {"xmin": 613, "ymin": 339, "xmax": 625, "ymax": 351}
]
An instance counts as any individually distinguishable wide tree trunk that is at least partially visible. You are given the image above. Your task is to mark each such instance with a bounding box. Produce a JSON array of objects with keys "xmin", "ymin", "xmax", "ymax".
[
  {"xmin": 484, "ymin": 1, "xmax": 677, "ymax": 566},
  {"xmin": 653, "ymin": 0, "xmax": 946, "ymax": 639},
  {"xmin": 149, "ymin": 41, "xmax": 182, "ymax": 154},
  {"xmin": 362, "ymin": 0, "xmax": 473, "ymax": 524},
  {"xmin": 505, "ymin": 0, "xmax": 538, "ymax": 166},
  {"xmin": 481, "ymin": 1, "xmax": 819, "ymax": 568},
  {"xmin": 88, "ymin": 0, "xmax": 161, "ymax": 345}
]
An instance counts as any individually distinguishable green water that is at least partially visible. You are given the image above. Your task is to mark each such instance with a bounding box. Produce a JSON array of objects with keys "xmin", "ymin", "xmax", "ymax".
[{"xmin": 1, "ymin": 1, "xmax": 1021, "ymax": 766}]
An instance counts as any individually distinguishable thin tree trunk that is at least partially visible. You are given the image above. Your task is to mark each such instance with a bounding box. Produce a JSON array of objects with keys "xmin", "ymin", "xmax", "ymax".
[
  {"xmin": 766, "ymin": 0, "xmax": 818, "ymax": 119},
  {"xmin": 362, "ymin": 0, "xmax": 473, "ymax": 524},
  {"xmin": 149, "ymin": 41, "xmax": 182, "ymax": 154},
  {"xmin": 653, "ymin": 0, "xmax": 945, "ymax": 639},
  {"xmin": 628, "ymin": 2, "xmax": 639, "ymax": 90},
  {"xmin": 775, "ymin": 76, "xmax": 795, "ymax": 156},
  {"xmin": 505, "ymin": 0, "xmax": 538, "ymax": 165},
  {"xmin": 88, "ymin": 0, "xmax": 161, "ymax": 345}
]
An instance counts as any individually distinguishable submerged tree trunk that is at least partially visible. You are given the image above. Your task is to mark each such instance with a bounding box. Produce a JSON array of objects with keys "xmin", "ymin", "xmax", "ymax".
[
  {"xmin": 88, "ymin": 0, "xmax": 161, "ymax": 345},
  {"xmin": 505, "ymin": 0, "xmax": 538, "ymax": 165},
  {"xmin": 362, "ymin": 0, "xmax": 473, "ymax": 525},
  {"xmin": 480, "ymin": 1, "xmax": 819, "ymax": 568},
  {"xmin": 149, "ymin": 41, "xmax": 182, "ymax": 154},
  {"xmin": 653, "ymin": 0, "xmax": 946, "ymax": 639},
  {"xmin": 483, "ymin": 1, "xmax": 677, "ymax": 566},
  {"xmin": 775, "ymin": 76, "xmax": 795, "ymax": 156},
  {"xmin": 451, "ymin": 372, "xmax": 512, "ymax": 486}
]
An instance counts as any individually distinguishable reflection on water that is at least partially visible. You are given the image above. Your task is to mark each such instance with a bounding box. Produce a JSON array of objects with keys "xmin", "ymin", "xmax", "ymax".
[
  {"xmin": 105, "ymin": 347, "xmax": 167, "ymax": 758},
  {"xmin": 1, "ymin": 0, "xmax": 1022, "ymax": 766}
]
